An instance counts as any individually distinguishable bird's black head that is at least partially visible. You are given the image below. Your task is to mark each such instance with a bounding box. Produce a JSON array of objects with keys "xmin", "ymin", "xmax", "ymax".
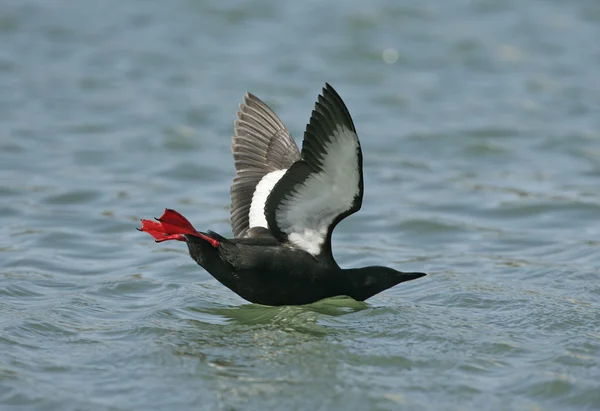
[{"xmin": 344, "ymin": 266, "xmax": 426, "ymax": 302}]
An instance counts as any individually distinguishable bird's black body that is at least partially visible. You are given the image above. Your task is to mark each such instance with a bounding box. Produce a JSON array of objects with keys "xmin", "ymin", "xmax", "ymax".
[
  {"xmin": 185, "ymin": 234, "xmax": 425, "ymax": 306},
  {"xmin": 139, "ymin": 84, "xmax": 426, "ymax": 306}
]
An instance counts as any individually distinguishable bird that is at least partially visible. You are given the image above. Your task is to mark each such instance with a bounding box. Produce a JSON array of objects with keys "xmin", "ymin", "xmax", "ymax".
[{"xmin": 138, "ymin": 83, "xmax": 426, "ymax": 306}]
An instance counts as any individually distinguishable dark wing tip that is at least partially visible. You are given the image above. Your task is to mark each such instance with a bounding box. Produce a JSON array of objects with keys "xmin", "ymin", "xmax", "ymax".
[
  {"xmin": 301, "ymin": 83, "xmax": 361, "ymax": 172},
  {"xmin": 308, "ymin": 83, "xmax": 357, "ymax": 140},
  {"xmin": 319, "ymin": 83, "xmax": 356, "ymax": 132},
  {"xmin": 323, "ymin": 82, "xmax": 336, "ymax": 95}
]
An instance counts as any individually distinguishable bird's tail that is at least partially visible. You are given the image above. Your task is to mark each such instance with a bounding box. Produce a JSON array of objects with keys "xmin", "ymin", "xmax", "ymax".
[{"xmin": 138, "ymin": 209, "xmax": 220, "ymax": 248}]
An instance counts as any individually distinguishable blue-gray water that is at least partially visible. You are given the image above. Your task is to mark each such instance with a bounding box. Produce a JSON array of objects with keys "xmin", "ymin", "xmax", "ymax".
[{"xmin": 1, "ymin": 0, "xmax": 600, "ymax": 410}]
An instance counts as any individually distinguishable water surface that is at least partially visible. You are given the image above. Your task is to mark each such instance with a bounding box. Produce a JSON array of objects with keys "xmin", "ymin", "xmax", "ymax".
[{"xmin": 1, "ymin": 0, "xmax": 600, "ymax": 410}]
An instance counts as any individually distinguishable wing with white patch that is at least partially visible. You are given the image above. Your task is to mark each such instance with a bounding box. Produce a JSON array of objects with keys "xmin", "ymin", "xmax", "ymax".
[
  {"xmin": 265, "ymin": 84, "xmax": 363, "ymax": 256},
  {"xmin": 230, "ymin": 92, "xmax": 301, "ymax": 238}
]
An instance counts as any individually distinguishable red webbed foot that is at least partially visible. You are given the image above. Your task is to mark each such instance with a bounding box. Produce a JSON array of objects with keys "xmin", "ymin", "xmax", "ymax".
[
  {"xmin": 138, "ymin": 208, "xmax": 198, "ymax": 242},
  {"xmin": 138, "ymin": 209, "xmax": 220, "ymax": 248}
]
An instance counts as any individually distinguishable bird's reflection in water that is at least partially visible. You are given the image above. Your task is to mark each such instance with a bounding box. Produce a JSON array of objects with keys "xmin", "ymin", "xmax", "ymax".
[
  {"xmin": 211, "ymin": 296, "xmax": 369, "ymax": 330},
  {"xmin": 167, "ymin": 297, "xmax": 368, "ymax": 368}
]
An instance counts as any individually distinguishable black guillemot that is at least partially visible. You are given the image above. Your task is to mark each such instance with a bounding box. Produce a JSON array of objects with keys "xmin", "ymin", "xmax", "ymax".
[{"xmin": 139, "ymin": 84, "xmax": 426, "ymax": 306}]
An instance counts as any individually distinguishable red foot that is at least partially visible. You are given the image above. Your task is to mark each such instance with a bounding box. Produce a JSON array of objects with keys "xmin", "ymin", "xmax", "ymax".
[{"xmin": 138, "ymin": 209, "xmax": 220, "ymax": 248}]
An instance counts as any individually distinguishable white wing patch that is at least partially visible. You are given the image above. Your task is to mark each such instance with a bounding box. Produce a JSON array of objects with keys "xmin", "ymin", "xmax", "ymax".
[
  {"xmin": 249, "ymin": 169, "xmax": 287, "ymax": 229},
  {"xmin": 276, "ymin": 125, "xmax": 360, "ymax": 255}
]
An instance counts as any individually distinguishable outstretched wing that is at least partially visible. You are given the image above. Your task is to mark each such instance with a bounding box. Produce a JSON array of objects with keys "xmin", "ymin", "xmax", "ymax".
[
  {"xmin": 265, "ymin": 84, "xmax": 363, "ymax": 257},
  {"xmin": 230, "ymin": 93, "xmax": 301, "ymax": 238}
]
